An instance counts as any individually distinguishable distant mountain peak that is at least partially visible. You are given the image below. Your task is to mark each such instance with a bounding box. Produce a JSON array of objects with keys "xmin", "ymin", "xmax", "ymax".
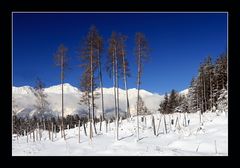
[{"xmin": 44, "ymin": 83, "xmax": 79, "ymax": 94}]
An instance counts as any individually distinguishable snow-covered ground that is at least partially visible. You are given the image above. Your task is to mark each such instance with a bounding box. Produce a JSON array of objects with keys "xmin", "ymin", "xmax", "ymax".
[{"xmin": 12, "ymin": 112, "xmax": 228, "ymax": 156}]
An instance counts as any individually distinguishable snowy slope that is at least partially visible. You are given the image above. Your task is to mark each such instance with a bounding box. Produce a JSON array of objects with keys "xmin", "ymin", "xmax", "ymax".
[
  {"xmin": 12, "ymin": 84, "xmax": 164, "ymax": 118},
  {"xmin": 179, "ymin": 88, "xmax": 189, "ymax": 96},
  {"xmin": 12, "ymin": 112, "xmax": 228, "ymax": 156},
  {"xmin": 12, "ymin": 86, "xmax": 34, "ymax": 95}
]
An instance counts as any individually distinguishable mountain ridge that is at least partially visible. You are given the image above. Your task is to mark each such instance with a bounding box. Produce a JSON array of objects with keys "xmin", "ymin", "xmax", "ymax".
[
  {"xmin": 12, "ymin": 83, "xmax": 188, "ymax": 118},
  {"xmin": 13, "ymin": 83, "xmax": 155, "ymax": 96}
]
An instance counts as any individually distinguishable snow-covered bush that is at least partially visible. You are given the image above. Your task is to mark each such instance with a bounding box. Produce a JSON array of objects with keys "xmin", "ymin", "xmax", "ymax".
[{"xmin": 216, "ymin": 89, "xmax": 228, "ymax": 113}]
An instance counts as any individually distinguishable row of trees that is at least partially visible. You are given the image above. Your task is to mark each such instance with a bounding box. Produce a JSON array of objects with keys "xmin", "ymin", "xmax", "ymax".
[
  {"xmin": 158, "ymin": 89, "xmax": 186, "ymax": 114},
  {"xmin": 12, "ymin": 113, "xmax": 117, "ymax": 137},
  {"xmin": 13, "ymin": 25, "xmax": 150, "ymax": 141},
  {"xmin": 76, "ymin": 26, "xmax": 150, "ymax": 140},
  {"xmin": 158, "ymin": 53, "xmax": 227, "ymax": 126},
  {"xmin": 188, "ymin": 53, "xmax": 227, "ymax": 114}
]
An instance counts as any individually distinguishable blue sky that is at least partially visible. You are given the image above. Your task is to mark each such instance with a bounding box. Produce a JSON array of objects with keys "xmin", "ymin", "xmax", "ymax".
[{"xmin": 13, "ymin": 12, "xmax": 227, "ymax": 94}]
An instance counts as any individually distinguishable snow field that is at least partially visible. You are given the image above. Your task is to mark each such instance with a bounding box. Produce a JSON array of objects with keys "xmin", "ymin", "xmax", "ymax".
[{"xmin": 12, "ymin": 112, "xmax": 227, "ymax": 156}]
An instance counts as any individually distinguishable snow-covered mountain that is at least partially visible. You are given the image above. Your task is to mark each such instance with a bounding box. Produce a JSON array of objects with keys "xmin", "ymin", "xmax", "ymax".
[
  {"xmin": 12, "ymin": 83, "xmax": 178, "ymax": 118},
  {"xmin": 12, "ymin": 86, "xmax": 34, "ymax": 95},
  {"xmin": 44, "ymin": 83, "xmax": 80, "ymax": 94},
  {"xmin": 179, "ymin": 88, "xmax": 189, "ymax": 96}
]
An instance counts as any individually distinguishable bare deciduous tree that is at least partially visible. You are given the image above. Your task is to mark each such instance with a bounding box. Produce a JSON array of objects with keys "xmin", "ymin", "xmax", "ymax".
[
  {"xmin": 93, "ymin": 28, "xmax": 105, "ymax": 123},
  {"xmin": 118, "ymin": 34, "xmax": 131, "ymax": 118},
  {"xmin": 135, "ymin": 32, "xmax": 150, "ymax": 141},
  {"xmin": 79, "ymin": 26, "xmax": 99, "ymax": 140},
  {"xmin": 54, "ymin": 44, "xmax": 69, "ymax": 140},
  {"xmin": 107, "ymin": 32, "xmax": 120, "ymax": 140}
]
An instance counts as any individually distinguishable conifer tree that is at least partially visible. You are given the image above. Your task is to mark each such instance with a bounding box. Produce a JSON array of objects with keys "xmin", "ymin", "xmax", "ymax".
[
  {"xmin": 188, "ymin": 77, "xmax": 199, "ymax": 113},
  {"xmin": 159, "ymin": 93, "xmax": 169, "ymax": 114},
  {"xmin": 168, "ymin": 89, "xmax": 178, "ymax": 114},
  {"xmin": 186, "ymin": 52, "xmax": 227, "ymax": 124},
  {"xmin": 158, "ymin": 93, "xmax": 168, "ymax": 133},
  {"xmin": 136, "ymin": 96, "xmax": 149, "ymax": 116}
]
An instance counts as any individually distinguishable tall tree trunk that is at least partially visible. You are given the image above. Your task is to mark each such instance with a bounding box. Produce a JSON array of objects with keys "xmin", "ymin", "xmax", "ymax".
[
  {"xmin": 105, "ymin": 119, "xmax": 108, "ymax": 133},
  {"xmin": 37, "ymin": 122, "xmax": 41, "ymax": 141},
  {"xmin": 197, "ymin": 88, "xmax": 199, "ymax": 112},
  {"xmin": 48, "ymin": 124, "xmax": 51, "ymax": 140},
  {"xmin": 115, "ymin": 46, "xmax": 119, "ymax": 141},
  {"xmin": 83, "ymin": 121, "xmax": 87, "ymax": 136},
  {"xmin": 200, "ymin": 76, "xmax": 204, "ymax": 126},
  {"xmin": 157, "ymin": 114, "xmax": 162, "ymax": 135},
  {"xmin": 87, "ymin": 92, "xmax": 91, "ymax": 120},
  {"xmin": 60, "ymin": 125, "xmax": 62, "ymax": 138},
  {"xmin": 99, "ymin": 116, "xmax": 102, "ymax": 132},
  {"xmin": 201, "ymin": 75, "xmax": 204, "ymax": 114},
  {"xmin": 33, "ymin": 129, "xmax": 35, "ymax": 142},
  {"xmin": 54, "ymin": 124, "xmax": 57, "ymax": 138},
  {"xmin": 97, "ymin": 49, "xmax": 105, "ymax": 122},
  {"xmin": 26, "ymin": 128, "xmax": 28, "ymax": 143},
  {"xmin": 61, "ymin": 55, "xmax": 66, "ymax": 140},
  {"xmin": 108, "ymin": 120, "xmax": 111, "ymax": 131},
  {"xmin": 202, "ymin": 75, "xmax": 204, "ymax": 112},
  {"xmin": 136, "ymin": 44, "xmax": 141, "ymax": 141},
  {"xmin": 90, "ymin": 40, "xmax": 95, "ymax": 140},
  {"xmin": 89, "ymin": 121, "xmax": 93, "ymax": 140},
  {"xmin": 113, "ymin": 50, "xmax": 117, "ymax": 118},
  {"xmin": 152, "ymin": 115, "xmax": 156, "ymax": 136},
  {"xmin": 203, "ymin": 72, "xmax": 207, "ymax": 112},
  {"xmin": 36, "ymin": 128, "xmax": 38, "ymax": 141},
  {"xmin": 174, "ymin": 116, "xmax": 178, "ymax": 128},
  {"xmin": 29, "ymin": 129, "xmax": 31, "ymax": 139},
  {"xmin": 51, "ymin": 122, "xmax": 54, "ymax": 142},
  {"xmin": 112, "ymin": 46, "xmax": 118, "ymax": 140},
  {"xmin": 43, "ymin": 119, "xmax": 46, "ymax": 130},
  {"xmin": 122, "ymin": 52, "xmax": 130, "ymax": 118},
  {"xmin": 78, "ymin": 120, "xmax": 80, "ymax": 143},
  {"xmin": 210, "ymin": 74, "xmax": 213, "ymax": 112},
  {"xmin": 93, "ymin": 119, "xmax": 97, "ymax": 135},
  {"xmin": 184, "ymin": 113, "xmax": 187, "ymax": 127},
  {"xmin": 163, "ymin": 114, "xmax": 167, "ymax": 134}
]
